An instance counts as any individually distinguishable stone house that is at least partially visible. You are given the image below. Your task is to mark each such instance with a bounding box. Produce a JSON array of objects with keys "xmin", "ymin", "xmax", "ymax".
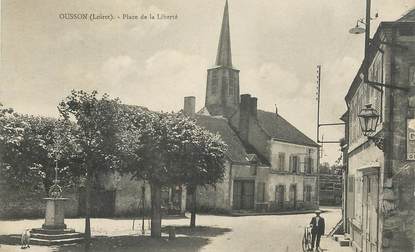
[
  {"xmin": 185, "ymin": 0, "xmax": 320, "ymax": 213},
  {"xmin": 342, "ymin": 9, "xmax": 415, "ymax": 252}
]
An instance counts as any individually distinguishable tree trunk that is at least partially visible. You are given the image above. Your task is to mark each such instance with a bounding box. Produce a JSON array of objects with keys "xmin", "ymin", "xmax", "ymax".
[
  {"xmin": 190, "ymin": 186, "xmax": 197, "ymax": 228},
  {"xmin": 84, "ymin": 169, "xmax": 92, "ymax": 242},
  {"xmin": 150, "ymin": 181, "xmax": 162, "ymax": 238}
]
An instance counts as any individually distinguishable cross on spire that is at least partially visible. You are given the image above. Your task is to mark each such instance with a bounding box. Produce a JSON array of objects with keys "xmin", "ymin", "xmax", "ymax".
[{"xmin": 215, "ymin": 0, "xmax": 232, "ymax": 67}]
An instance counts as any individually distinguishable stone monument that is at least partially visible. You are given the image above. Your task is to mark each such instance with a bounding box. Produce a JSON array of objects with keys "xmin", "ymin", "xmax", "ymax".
[{"xmin": 30, "ymin": 160, "xmax": 84, "ymax": 246}]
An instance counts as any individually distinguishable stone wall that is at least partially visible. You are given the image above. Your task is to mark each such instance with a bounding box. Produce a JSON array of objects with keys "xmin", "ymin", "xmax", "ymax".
[
  {"xmin": 381, "ymin": 26, "xmax": 415, "ymax": 252},
  {"xmin": 196, "ymin": 162, "xmax": 271, "ymax": 212},
  {"xmin": 197, "ymin": 161, "xmax": 232, "ymax": 211},
  {"xmin": 0, "ymin": 181, "xmax": 79, "ymax": 218}
]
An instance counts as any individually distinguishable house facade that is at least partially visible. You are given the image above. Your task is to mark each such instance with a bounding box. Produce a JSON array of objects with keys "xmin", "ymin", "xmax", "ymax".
[
  {"xmin": 343, "ymin": 10, "xmax": 415, "ymax": 252},
  {"xmin": 186, "ymin": 0, "xmax": 319, "ymax": 213}
]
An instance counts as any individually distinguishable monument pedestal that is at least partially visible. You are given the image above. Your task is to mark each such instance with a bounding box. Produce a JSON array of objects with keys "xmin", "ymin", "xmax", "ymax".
[
  {"xmin": 42, "ymin": 198, "xmax": 68, "ymax": 230},
  {"xmin": 29, "ymin": 197, "xmax": 84, "ymax": 246}
]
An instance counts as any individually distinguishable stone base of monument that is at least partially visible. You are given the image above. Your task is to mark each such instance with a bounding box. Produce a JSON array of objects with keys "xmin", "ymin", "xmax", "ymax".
[
  {"xmin": 29, "ymin": 198, "xmax": 84, "ymax": 246},
  {"xmin": 29, "ymin": 228, "xmax": 84, "ymax": 246}
]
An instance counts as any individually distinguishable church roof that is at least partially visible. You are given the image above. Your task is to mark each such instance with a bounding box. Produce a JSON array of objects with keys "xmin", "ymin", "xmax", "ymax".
[
  {"xmin": 256, "ymin": 110, "xmax": 319, "ymax": 147},
  {"xmin": 194, "ymin": 114, "xmax": 250, "ymax": 163},
  {"xmin": 215, "ymin": 0, "xmax": 233, "ymax": 67}
]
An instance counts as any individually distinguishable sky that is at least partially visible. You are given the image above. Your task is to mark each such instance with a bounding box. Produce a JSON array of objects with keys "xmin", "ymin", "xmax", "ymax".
[{"xmin": 0, "ymin": 0, "xmax": 413, "ymax": 164}]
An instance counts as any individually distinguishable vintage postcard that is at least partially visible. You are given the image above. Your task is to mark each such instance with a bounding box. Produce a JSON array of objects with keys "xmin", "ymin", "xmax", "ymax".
[{"xmin": 0, "ymin": 0, "xmax": 414, "ymax": 251}]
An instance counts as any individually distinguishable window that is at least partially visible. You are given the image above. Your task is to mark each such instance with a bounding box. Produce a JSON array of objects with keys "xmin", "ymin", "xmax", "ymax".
[
  {"xmin": 305, "ymin": 185, "xmax": 312, "ymax": 202},
  {"xmin": 211, "ymin": 72, "xmax": 218, "ymax": 94},
  {"xmin": 278, "ymin": 153, "xmax": 285, "ymax": 171},
  {"xmin": 256, "ymin": 182, "xmax": 265, "ymax": 203},
  {"xmin": 290, "ymin": 155, "xmax": 299, "ymax": 173},
  {"xmin": 228, "ymin": 75, "xmax": 234, "ymax": 96},
  {"xmin": 309, "ymin": 158, "xmax": 314, "ymax": 173},
  {"xmin": 222, "ymin": 76, "xmax": 228, "ymax": 94},
  {"xmin": 304, "ymin": 157, "xmax": 313, "ymax": 174}
]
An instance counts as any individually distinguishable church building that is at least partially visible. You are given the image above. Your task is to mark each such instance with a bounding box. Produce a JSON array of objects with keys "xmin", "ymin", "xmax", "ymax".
[{"xmin": 183, "ymin": 0, "xmax": 320, "ymax": 212}]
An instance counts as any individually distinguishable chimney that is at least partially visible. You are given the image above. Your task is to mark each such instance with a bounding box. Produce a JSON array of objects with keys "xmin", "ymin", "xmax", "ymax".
[
  {"xmin": 250, "ymin": 97, "xmax": 257, "ymax": 118},
  {"xmin": 184, "ymin": 96, "xmax": 196, "ymax": 117},
  {"xmin": 240, "ymin": 94, "xmax": 251, "ymax": 111},
  {"xmin": 275, "ymin": 104, "xmax": 278, "ymax": 115},
  {"xmin": 239, "ymin": 94, "xmax": 251, "ymax": 142}
]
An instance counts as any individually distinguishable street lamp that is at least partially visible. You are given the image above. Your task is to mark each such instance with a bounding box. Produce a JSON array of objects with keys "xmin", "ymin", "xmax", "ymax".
[
  {"xmin": 358, "ymin": 104, "xmax": 379, "ymax": 137},
  {"xmin": 349, "ymin": 19, "xmax": 366, "ymax": 35},
  {"xmin": 358, "ymin": 104, "xmax": 383, "ymax": 150}
]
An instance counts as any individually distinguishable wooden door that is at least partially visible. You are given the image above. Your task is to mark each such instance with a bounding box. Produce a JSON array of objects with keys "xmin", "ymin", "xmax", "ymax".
[
  {"xmin": 242, "ymin": 181, "xmax": 255, "ymax": 209},
  {"xmin": 233, "ymin": 181, "xmax": 242, "ymax": 210},
  {"xmin": 368, "ymin": 175, "xmax": 378, "ymax": 252},
  {"xmin": 362, "ymin": 176, "xmax": 369, "ymax": 252},
  {"xmin": 233, "ymin": 180, "xmax": 255, "ymax": 210},
  {"xmin": 289, "ymin": 184, "xmax": 297, "ymax": 208},
  {"xmin": 275, "ymin": 185, "xmax": 285, "ymax": 209},
  {"xmin": 362, "ymin": 175, "xmax": 378, "ymax": 252}
]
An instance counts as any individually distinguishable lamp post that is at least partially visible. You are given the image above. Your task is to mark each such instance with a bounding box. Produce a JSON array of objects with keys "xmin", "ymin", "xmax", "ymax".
[{"xmin": 348, "ymin": 0, "xmax": 374, "ymax": 83}]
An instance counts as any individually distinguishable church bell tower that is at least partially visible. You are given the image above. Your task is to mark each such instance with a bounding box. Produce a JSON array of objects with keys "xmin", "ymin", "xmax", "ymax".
[{"xmin": 205, "ymin": 0, "xmax": 240, "ymax": 118}]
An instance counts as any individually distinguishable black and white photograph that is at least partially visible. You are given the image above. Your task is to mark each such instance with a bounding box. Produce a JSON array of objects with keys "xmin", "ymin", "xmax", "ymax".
[{"xmin": 0, "ymin": 0, "xmax": 414, "ymax": 251}]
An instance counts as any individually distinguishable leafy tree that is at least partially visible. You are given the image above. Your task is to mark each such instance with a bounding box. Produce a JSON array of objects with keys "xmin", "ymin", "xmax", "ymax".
[
  {"xmin": 174, "ymin": 115, "xmax": 227, "ymax": 227},
  {"xmin": 117, "ymin": 105, "xmax": 169, "ymax": 238},
  {"xmin": 58, "ymin": 90, "xmax": 122, "ymax": 241},
  {"xmin": 0, "ymin": 107, "xmax": 81, "ymax": 196},
  {"xmin": 118, "ymin": 107, "xmax": 227, "ymax": 235}
]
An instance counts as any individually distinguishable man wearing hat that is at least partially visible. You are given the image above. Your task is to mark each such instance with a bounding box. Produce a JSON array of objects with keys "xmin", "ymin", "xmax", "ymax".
[{"xmin": 309, "ymin": 210, "xmax": 325, "ymax": 250}]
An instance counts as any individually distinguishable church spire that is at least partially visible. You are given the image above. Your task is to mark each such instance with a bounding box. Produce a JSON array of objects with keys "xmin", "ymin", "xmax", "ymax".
[
  {"xmin": 205, "ymin": 0, "xmax": 239, "ymax": 118},
  {"xmin": 215, "ymin": 0, "xmax": 232, "ymax": 67}
]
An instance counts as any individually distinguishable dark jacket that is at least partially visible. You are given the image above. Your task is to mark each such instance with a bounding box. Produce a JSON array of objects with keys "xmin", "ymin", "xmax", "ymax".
[{"xmin": 310, "ymin": 216, "xmax": 325, "ymax": 235}]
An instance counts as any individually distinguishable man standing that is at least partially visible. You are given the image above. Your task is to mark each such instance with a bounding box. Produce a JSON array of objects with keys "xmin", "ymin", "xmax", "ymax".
[{"xmin": 309, "ymin": 210, "xmax": 325, "ymax": 250}]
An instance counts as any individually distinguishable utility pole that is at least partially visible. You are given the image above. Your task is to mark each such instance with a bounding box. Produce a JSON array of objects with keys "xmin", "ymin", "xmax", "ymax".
[
  {"xmin": 363, "ymin": 0, "xmax": 371, "ymax": 82},
  {"xmin": 316, "ymin": 66, "xmax": 321, "ymax": 210},
  {"xmin": 315, "ymin": 64, "xmax": 346, "ymax": 210},
  {"xmin": 317, "ymin": 65, "xmax": 321, "ymax": 143}
]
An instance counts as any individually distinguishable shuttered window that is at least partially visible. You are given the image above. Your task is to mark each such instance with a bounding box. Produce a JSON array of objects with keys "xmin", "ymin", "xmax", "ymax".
[
  {"xmin": 290, "ymin": 155, "xmax": 299, "ymax": 173},
  {"xmin": 305, "ymin": 185, "xmax": 312, "ymax": 202},
  {"xmin": 278, "ymin": 153, "xmax": 285, "ymax": 171},
  {"xmin": 304, "ymin": 157, "xmax": 313, "ymax": 174}
]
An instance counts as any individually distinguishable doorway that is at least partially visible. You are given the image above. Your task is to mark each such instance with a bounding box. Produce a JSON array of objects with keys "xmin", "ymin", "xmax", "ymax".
[
  {"xmin": 233, "ymin": 180, "xmax": 255, "ymax": 210},
  {"xmin": 362, "ymin": 174, "xmax": 379, "ymax": 252},
  {"xmin": 275, "ymin": 185, "xmax": 285, "ymax": 209},
  {"xmin": 289, "ymin": 184, "xmax": 297, "ymax": 209}
]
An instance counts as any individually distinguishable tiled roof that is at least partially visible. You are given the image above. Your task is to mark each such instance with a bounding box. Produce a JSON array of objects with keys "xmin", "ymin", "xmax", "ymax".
[
  {"xmin": 398, "ymin": 8, "xmax": 415, "ymax": 22},
  {"xmin": 194, "ymin": 114, "xmax": 249, "ymax": 163},
  {"xmin": 256, "ymin": 110, "xmax": 319, "ymax": 147}
]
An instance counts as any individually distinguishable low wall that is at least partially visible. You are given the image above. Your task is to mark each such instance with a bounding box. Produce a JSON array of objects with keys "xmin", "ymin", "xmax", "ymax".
[{"xmin": 0, "ymin": 183, "xmax": 79, "ymax": 219}]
